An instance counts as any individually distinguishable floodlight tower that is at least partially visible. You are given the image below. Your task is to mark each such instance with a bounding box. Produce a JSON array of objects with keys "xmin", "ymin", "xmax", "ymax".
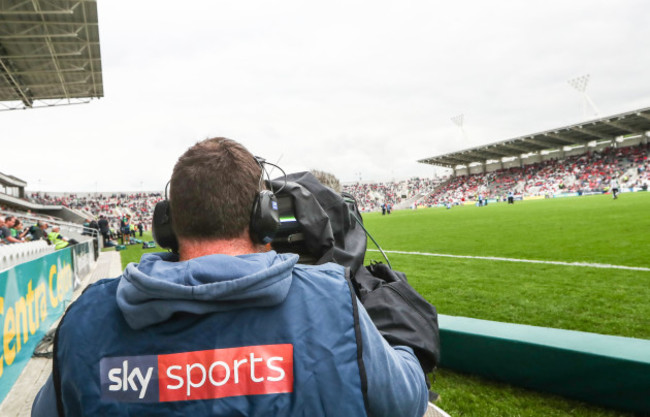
[
  {"xmin": 567, "ymin": 74, "xmax": 599, "ymax": 119},
  {"xmin": 451, "ymin": 113, "xmax": 468, "ymax": 142}
]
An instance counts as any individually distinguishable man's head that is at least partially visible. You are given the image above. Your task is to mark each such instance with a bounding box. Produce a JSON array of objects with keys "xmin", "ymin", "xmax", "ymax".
[
  {"xmin": 5, "ymin": 216, "xmax": 15, "ymax": 227},
  {"xmin": 169, "ymin": 137, "xmax": 262, "ymax": 242},
  {"xmin": 310, "ymin": 170, "xmax": 341, "ymax": 193}
]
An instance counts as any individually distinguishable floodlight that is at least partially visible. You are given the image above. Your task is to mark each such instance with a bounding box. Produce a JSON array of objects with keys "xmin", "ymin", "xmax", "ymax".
[
  {"xmin": 567, "ymin": 74, "xmax": 599, "ymax": 118},
  {"xmin": 450, "ymin": 113, "xmax": 468, "ymax": 142},
  {"xmin": 568, "ymin": 74, "xmax": 590, "ymax": 93}
]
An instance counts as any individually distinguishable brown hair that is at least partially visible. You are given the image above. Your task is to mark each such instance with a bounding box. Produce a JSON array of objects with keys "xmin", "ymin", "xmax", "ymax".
[{"xmin": 169, "ymin": 137, "xmax": 261, "ymax": 240}]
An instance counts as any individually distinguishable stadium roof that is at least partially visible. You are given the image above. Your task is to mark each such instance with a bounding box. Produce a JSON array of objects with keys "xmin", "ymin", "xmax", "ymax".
[
  {"xmin": 0, "ymin": 171, "xmax": 26, "ymax": 187},
  {"xmin": 419, "ymin": 106, "xmax": 650, "ymax": 169},
  {"xmin": 0, "ymin": 0, "xmax": 102, "ymax": 110}
]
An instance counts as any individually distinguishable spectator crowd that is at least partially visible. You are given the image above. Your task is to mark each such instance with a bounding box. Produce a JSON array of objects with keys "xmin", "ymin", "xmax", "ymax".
[
  {"xmin": 28, "ymin": 192, "xmax": 162, "ymax": 237},
  {"xmin": 343, "ymin": 143, "xmax": 649, "ymax": 210},
  {"xmin": 2, "ymin": 143, "xmax": 648, "ymax": 233},
  {"xmin": 0, "ymin": 215, "xmax": 77, "ymax": 249},
  {"xmin": 343, "ymin": 177, "xmax": 443, "ymax": 212},
  {"xmin": 421, "ymin": 143, "xmax": 649, "ymax": 207},
  {"xmin": 1, "ymin": 192, "xmax": 163, "ymax": 248}
]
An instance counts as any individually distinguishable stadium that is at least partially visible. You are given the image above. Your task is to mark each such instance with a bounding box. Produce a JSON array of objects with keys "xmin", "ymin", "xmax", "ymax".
[{"xmin": 1, "ymin": 1, "xmax": 649, "ymax": 417}]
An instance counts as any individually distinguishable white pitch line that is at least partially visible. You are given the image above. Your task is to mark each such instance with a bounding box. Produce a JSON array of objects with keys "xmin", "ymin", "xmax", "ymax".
[{"xmin": 367, "ymin": 249, "xmax": 650, "ymax": 272}]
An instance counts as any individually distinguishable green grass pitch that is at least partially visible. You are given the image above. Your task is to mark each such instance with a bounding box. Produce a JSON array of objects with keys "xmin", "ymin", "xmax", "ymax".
[{"xmin": 361, "ymin": 192, "xmax": 649, "ymax": 417}]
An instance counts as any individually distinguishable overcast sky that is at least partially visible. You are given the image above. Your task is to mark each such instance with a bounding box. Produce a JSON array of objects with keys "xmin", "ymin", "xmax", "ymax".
[{"xmin": 3, "ymin": 0, "xmax": 650, "ymax": 192}]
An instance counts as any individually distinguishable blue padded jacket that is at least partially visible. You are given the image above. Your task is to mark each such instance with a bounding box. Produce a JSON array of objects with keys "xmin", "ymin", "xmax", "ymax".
[{"xmin": 32, "ymin": 251, "xmax": 427, "ymax": 417}]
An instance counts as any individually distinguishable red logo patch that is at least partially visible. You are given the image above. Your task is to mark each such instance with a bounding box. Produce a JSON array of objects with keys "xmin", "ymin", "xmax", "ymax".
[{"xmin": 157, "ymin": 344, "xmax": 293, "ymax": 402}]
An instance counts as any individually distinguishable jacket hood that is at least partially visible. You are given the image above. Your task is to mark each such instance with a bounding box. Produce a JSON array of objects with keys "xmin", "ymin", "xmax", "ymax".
[{"xmin": 116, "ymin": 251, "xmax": 299, "ymax": 330}]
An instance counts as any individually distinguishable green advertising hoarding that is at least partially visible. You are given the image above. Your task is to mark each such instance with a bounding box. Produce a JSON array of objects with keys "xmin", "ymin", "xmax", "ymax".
[{"xmin": 0, "ymin": 249, "xmax": 74, "ymax": 403}]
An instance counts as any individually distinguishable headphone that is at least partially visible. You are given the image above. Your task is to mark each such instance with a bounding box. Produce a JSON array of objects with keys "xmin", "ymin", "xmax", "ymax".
[{"xmin": 152, "ymin": 156, "xmax": 282, "ymax": 253}]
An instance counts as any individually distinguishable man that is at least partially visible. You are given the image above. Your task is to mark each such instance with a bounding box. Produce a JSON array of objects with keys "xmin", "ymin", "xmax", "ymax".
[
  {"xmin": 0, "ymin": 217, "xmax": 8, "ymax": 242},
  {"xmin": 2, "ymin": 216, "xmax": 22, "ymax": 244},
  {"xmin": 120, "ymin": 214, "xmax": 131, "ymax": 244},
  {"xmin": 610, "ymin": 177, "xmax": 620, "ymax": 200},
  {"xmin": 47, "ymin": 226, "xmax": 79, "ymax": 250},
  {"xmin": 32, "ymin": 138, "xmax": 427, "ymax": 417},
  {"xmin": 29, "ymin": 221, "xmax": 48, "ymax": 241},
  {"xmin": 89, "ymin": 217, "xmax": 99, "ymax": 232},
  {"xmin": 98, "ymin": 215, "xmax": 110, "ymax": 246},
  {"xmin": 82, "ymin": 219, "xmax": 91, "ymax": 235}
]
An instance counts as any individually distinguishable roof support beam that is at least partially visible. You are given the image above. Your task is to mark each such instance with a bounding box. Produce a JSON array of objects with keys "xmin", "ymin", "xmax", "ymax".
[
  {"xmin": 453, "ymin": 155, "xmax": 479, "ymax": 163},
  {"xmin": 29, "ymin": 0, "xmax": 70, "ymax": 99},
  {"xmin": 571, "ymin": 126, "xmax": 611, "ymax": 140},
  {"xmin": 0, "ymin": 19, "xmax": 97, "ymax": 25},
  {"xmin": 0, "ymin": 41, "xmax": 99, "ymax": 45},
  {"xmin": 0, "ymin": 78, "xmax": 88, "ymax": 91},
  {"xmin": 522, "ymin": 138, "xmax": 561, "ymax": 149},
  {"xmin": 501, "ymin": 143, "xmax": 541, "ymax": 153},
  {"xmin": 444, "ymin": 159, "xmax": 470, "ymax": 166},
  {"xmin": 544, "ymin": 133, "xmax": 577, "ymax": 145},
  {"xmin": 0, "ymin": 44, "xmax": 33, "ymax": 106},
  {"xmin": 482, "ymin": 147, "xmax": 512, "ymax": 157},
  {"xmin": 80, "ymin": 0, "xmax": 98, "ymax": 97},
  {"xmin": 473, "ymin": 150, "xmax": 506, "ymax": 159},
  {"xmin": 9, "ymin": 67, "xmax": 91, "ymax": 75},
  {"xmin": 418, "ymin": 158, "xmax": 460, "ymax": 168},
  {"xmin": 0, "ymin": 0, "xmax": 81, "ymax": 15},
  {"xmin": 604, "ymin": 119, "xmax": 637, "ymax": 134},
  {"xmin": 0, "ymin": 9, "xmax": 74, "ymax": 14},
  {"xmin": 0, "ymin": 49, "xmax": 86, "ymax": 59},
  {"xmin": 0, "ymin": 32, "xmax": 79, "ymax": 39},
  {"xmin": 636, "ymin": 112, "xmax": 650, "ymax": 122},
  {"xmin": 0, "ymin": 97, "xmax": 91, "ymax": 111}
]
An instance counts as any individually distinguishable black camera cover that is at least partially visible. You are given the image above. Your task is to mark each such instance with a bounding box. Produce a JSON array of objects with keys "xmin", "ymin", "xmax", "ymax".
[{"xmin": 271, "ymin": 172, "xmax": 440, "ymax": 375}]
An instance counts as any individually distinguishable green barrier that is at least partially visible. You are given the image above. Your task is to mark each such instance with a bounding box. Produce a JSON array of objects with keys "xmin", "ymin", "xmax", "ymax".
[
  {"xmin": 0, "ymin": 249, "xmax": 74, "ymax": 403},
  {"xmin": 438, "ymin": 314, "xmax": 650, "ymax": 414}
]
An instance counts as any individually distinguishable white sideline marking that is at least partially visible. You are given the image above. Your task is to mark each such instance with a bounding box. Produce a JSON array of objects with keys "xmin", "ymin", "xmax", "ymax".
[{"xmin": 367, "ymin": 249, "xmax": 650, "ymax": 272}]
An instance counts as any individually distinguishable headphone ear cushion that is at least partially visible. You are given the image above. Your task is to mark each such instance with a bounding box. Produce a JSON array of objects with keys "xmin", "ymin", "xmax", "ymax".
[
  {"xmin": 152, "ymin": 200, "xmax": 179, "ymax": 253},
  {"xmin": 250, "ymin": 191, "xmax": 280, "ymax": 244}
]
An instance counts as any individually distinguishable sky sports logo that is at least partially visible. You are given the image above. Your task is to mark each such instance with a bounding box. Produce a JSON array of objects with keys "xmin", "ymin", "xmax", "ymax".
[{"xmin": 99, "ymin": 344, "xmax": 293, "ymax": 403}]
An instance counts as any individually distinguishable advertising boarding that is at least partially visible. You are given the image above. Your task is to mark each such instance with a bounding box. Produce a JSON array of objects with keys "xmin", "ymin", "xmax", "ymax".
[{"xmin": 0, "ymin": 249, "xmax": 74, "ymax": 403}]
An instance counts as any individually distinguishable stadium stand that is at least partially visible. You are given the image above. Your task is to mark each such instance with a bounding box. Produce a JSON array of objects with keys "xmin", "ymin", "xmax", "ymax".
[
  {"xmin": 339, "ymin": 141, "xmax": 649, "ymax": 211},
  {"xmin": 419, "ymin": 107, "xmax": 650, "ymax": 174},
  {"xmin": 27, "ymin": 191, "xmax": 162, "ymax": 233},
  {"xmin": 420, "ymin": 142, "xmax": 649, "ymax": 207},
  {"xmin": 415, "ymin": 106, "xmax": 650, "ymax": 208},
  {"xmin": 343, "ymin": 177, "xmax": 446, "ymax": 212}
]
